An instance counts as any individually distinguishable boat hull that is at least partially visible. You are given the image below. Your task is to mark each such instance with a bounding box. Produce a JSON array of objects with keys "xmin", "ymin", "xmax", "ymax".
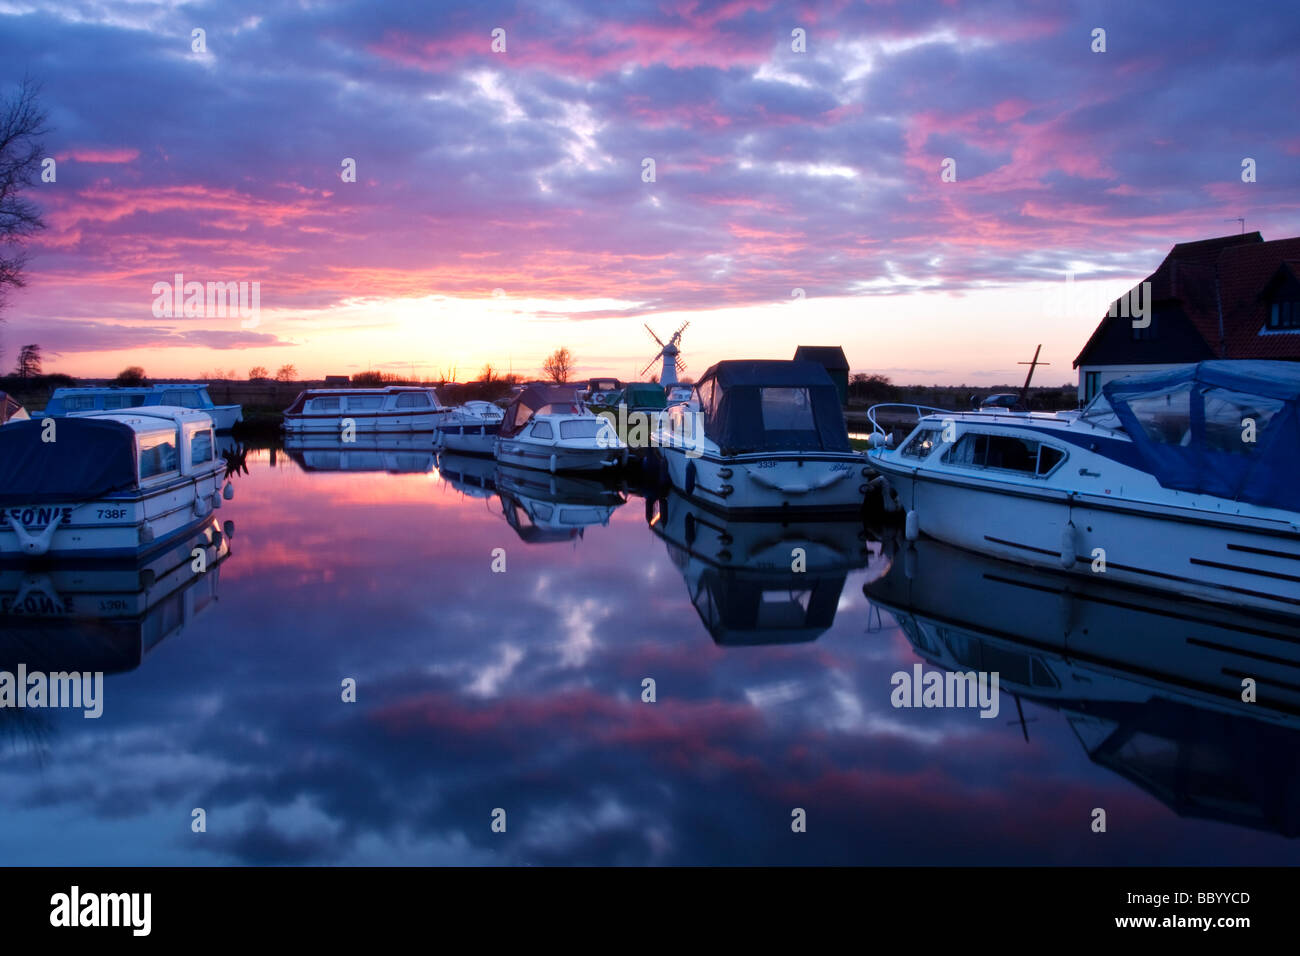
[
  {"xmin": 659, "ymin": 447, "xmax": 869, "ymax": 516},
  {"xmin": 0, "ymin": 474, "xmax": 225, "ymax": 562},
  {"xmin": 283, "ymin": 410, "xmax": 449, "ymax": 434},
  {"xmin": 437, "ymin": 423, "xmax": 499, "ymax": 456},
  {"xmin": 874, "ymin": 459, "xmax": 1300, "ymax": 614},
  {"xmin": 495, "ymin": 437, "xmax": 625, "ymax": 473}
]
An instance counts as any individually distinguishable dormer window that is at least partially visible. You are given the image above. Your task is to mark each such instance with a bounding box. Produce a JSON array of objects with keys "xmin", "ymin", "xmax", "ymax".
[{"xmin": 1268, "ymin": 301, "xmax": 1299, "ymax": 330}]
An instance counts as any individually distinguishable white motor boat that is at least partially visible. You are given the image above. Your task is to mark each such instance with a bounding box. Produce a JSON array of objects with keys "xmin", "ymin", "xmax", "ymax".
[
  {"xmin": 436, "ymin": 400, "xmax": 505, "ymax": 456},
  {"xmin": 652, "ymin": 359, "xmax": 870, "ymax": 516},
  {"xmin": 869, "ymin": 361, "xmax": 1300, "ymax": 613},
  {"xmin": 0, "ymin": 407, "xmax": 231, "ymax": 560},
  {"xmin": 282, "ymin": 386, "xmax": 449, "ymax": 434},
  {"xmin": 495, "ymin": 384, "xmax": 627, "ymax": 473}
]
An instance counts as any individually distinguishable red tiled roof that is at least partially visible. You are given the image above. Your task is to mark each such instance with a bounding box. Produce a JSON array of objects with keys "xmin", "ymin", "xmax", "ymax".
[{"xmin": 1076, "ymin": 232, "xmax": 1300, "ymax": 365}]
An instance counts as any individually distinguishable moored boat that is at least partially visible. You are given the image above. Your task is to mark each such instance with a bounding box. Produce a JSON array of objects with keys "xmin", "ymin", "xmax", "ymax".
[
  {"xmin": 653, "ymin": 359, "xmax": 870, "ymax": 516},
  {"xmin": 43, "ymin": 384, "xmax": 242, "ymax": 431},
  {"xmin": 282, "ymin": 386, "xmax": 449, "ymax": 434},
  {"xmin": 0, "ymin": 407, "xmax": 231, "ymax": 560},
  {"xmin": 435, "ymin": 400, "xmax": 505, "ymax": 456},
  {"xmin": 868, "ymin": 360, "xmax": 1300, "ymax": 613},
  {"xmin": 495, "ymin": 384, "xmax": 627, "ymax": 473}
]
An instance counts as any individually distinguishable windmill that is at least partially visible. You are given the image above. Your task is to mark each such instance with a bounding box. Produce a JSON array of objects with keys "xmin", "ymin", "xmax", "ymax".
[{"xmin": 641, "ymin": 321, "xmax": 689, "ymax": 385}]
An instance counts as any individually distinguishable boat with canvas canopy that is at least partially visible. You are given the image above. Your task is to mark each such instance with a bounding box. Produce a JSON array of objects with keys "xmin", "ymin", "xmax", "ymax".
[
  {"xmin": 0, "ymin": 407, "xmax": 231, "ymax": 560},
  {"xmin": 868, "ymin": 361, "xmax": 1300, "ymax": 612}
]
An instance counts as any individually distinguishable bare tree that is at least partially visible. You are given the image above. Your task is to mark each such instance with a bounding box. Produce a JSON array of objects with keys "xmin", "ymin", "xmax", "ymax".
[
  {"xmin": 114, "ymin": 366, "xmax": 147, "ymax": 386},
  {"xmin": 248, "ymin": 366, "xmax": 269, "ymax": 380},
  {"xmin": 275, "ymin": 363, "xmax": 297, "ymax": 382},
  {"xmin": 14, "ymin": 342, "xmax": 39, "ymax": 377},
  {"xmin": 0, "ymin": 77, "xmax": 48, "ymax": 321},
  {"xmin": 480, "ymin": 362, "xmax": 497, "ymax": 383},
  {"xmin": 542, "ymin": 347, "xmax": 574, "ymax": 384}
]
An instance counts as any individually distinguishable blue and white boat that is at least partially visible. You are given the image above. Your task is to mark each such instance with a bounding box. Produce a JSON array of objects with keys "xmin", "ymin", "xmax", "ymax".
[
  {"xmin": 869, "ymin": 361, "xmax": 1300, "ymax": 613},
  {"xmin": 0, "ymin": 407, "xmax": 232, "ymax": 560},
  {"xmin": 495, "ymin": 385, "xmax": 627, "ymax": 473},
  {"xmin": 653, "ymin": 360, "xmax": 870, "ymax": 516},
  {"xmin": 43, "ymin": 384, "xmax": 242, "ymax": 431},
  {"xmin": 436, "ymin": 400, "xmax": 504, "ymax": 456}
]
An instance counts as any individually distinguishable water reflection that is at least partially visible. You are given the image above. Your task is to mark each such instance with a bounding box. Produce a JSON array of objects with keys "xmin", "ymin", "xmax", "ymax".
[
  {"xmin": 649, "ymin": 491, "xmax": 880, "ymax": 645},
  {"xmin": 865, "ymin": 535, "xmax": 1300, "ymax": 837},
  {"xmin": 1, "ymin": 451, "xmax": 1297, "ymax": 864},
  {"xmin": 0, "ymin": 517, "xmax": 232, "ymax": 759},
  {"xmin": 285, "ymin": 435, "xmax": 437, "ymax": 474}
]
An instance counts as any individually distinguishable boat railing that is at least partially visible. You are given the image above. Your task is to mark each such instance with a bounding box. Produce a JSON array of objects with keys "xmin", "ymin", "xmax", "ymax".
[{"xmin": 865, "ymin": 403, "xmax": 953, "ymax": 438}]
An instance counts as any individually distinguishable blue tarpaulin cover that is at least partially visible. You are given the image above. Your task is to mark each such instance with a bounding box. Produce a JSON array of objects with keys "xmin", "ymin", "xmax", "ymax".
[
  {"xmin": 1103, "ymin": 361, "xmax": 1300, "ymax": 512},
  {"xmin": 0, "ymin": 417, "xmax": 138, "ymax": 505},
  {"xmin": 695, "ymin": 360, "xmax": 850, "ymax": 455}
]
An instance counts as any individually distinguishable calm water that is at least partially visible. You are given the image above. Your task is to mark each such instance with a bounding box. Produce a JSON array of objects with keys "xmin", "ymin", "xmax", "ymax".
[{"xmin": 1, "ymin": 443, "xmax": 1297, "ymax": 865}]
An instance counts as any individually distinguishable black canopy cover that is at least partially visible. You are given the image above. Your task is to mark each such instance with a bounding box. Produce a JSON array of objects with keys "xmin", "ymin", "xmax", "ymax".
[{"xmin": 694, "ymin": 360, "xmax": 850, "ymax": 455}]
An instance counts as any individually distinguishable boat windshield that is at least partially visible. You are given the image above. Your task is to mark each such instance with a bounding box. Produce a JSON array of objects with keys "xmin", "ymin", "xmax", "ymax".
[{"xmin": 1078, "ymin": 392, "xmax": 1123, "ymax": 431}]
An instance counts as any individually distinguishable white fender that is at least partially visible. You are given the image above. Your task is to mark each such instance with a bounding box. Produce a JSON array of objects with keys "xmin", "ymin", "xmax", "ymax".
[
  {"xmin": 904, "ymin": 509, "xmax": 919, "ymax": 542},
  {"xmin": 1060, "ymin": 522, "xmax": 1077, "ymax": 569},
  {"xmin": 223, "ymin": 482, "xmax": 235, "ymax": 500}
]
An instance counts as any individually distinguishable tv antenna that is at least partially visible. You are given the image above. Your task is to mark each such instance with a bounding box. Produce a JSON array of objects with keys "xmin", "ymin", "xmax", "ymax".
[{"xmin": 1224, "ymin": 217, "xmax": 1245, "ymax": 234}]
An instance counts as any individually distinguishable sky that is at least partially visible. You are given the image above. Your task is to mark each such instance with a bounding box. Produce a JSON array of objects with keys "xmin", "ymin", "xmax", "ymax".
[{"xmin": 0, "ymin": 0, "xmax": 1296, "ymax": 386}]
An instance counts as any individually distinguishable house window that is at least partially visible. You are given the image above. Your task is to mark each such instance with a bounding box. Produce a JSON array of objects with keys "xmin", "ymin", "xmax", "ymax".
[
  {"xmin": 1269, "ymin": 301, "xmax": 1300, "ymax": 330},
  {"xmin": 1084, "ymin": 371, "xmax": 1102, "ymax": 402}
]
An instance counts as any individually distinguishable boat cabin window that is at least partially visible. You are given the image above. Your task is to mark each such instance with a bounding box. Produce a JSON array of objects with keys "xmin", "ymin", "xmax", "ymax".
[
  {"xmin": 160, "ymin": 389, "xmax": 203, "ymax": 408},
  {"xmin": 395, "ymin": 392, "xmax": 431, "ymax": 408},
  {"xmin": 944, "ymin": 432, "xmax": 1066, "ymax": 476},
  {"xmin": 559, "ymin": 419, "xmax": 604, "ymax": 440},
  {"xmin": 191, "ymin": 428, "xmax": 215, "ymax": 465},
  {"xmin": 900, "ymin": 426, "xmax": 942, "ymax": 459},
  {"xmin": 310, "ymin": 396, "xmax": 341, "ymax": 412},
  {"xmin": 345, "ymin": 396, "xmax": 384, "ymax": 410},
  {"xmin": 102, "ymin": 394, "xmax": 133, "ymax": 409},
  {"xmin": 139, "ymin": 432, "xmax": 179, "ymax": 479},
  {"xmin": 759, "ymin": 387, "xmax": 815, "ymax": 432},
  {"xmin": 66, "ymin": 395, "xmax": 98, "ymax": 411},
  {"xmin": 531, "ymin": 421, "xmax": 554, "ymax": 439}
]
